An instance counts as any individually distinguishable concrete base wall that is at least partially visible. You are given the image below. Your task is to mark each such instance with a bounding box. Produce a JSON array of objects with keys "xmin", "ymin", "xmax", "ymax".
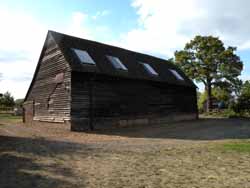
[
  {"xmin": 26, "ymin": 120, "xmax": 71, "ymax": 131},
  {"xmin": 26, "ymin": 113, "xmax": 198, "ymax": 131},
  {"xmin": 70, "ymin": 113, "xmax": 198, "ymax": 131},
  {"xmin": 33, "ymin": 116, "xmax": 70, "ymax": 123}
]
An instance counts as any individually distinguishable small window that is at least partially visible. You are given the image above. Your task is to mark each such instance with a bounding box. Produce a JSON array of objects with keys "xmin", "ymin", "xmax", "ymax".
[
  {"xmin": 169, "ymin": 69, "xmax": 184, "ymax": 80},
  {"xmin": 71, "ymin": 48, "xmax": 95, "ymax": 65},
  {"xmin": 106, "ymin": 55, "xmax": 128, "ymax": 70},
  {"xmin": 141, "ymin": 62, "xmax": 158, "ymax": 76}
]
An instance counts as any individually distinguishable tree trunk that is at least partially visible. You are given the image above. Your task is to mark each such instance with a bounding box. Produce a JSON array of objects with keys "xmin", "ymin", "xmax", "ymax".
[{"xmin": 206, "ymin": 83, "xmax": 212, "ymax": 112}]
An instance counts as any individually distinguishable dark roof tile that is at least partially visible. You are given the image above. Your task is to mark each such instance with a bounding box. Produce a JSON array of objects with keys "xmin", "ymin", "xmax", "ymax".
[{"xmin": 51, "ymin": 30, "xmax": 196, "ymax": 87}]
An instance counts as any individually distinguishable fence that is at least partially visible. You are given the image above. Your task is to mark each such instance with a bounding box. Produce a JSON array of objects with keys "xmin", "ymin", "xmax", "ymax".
[{"xmin": 0, "ymin": 107, "xmax": 14, "ymax": 114}]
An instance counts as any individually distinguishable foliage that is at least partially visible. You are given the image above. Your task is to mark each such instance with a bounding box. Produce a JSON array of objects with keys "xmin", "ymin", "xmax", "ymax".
[
  {"xmin": 199, "ymin": 80, "xmax": 250, "ymax": 117},
  {"xmin": 198, "ymin": 91, "xmax": 207, "ymax": 112},
  {"xmin": 196, "ymin": 90, "xmax": 201, "ymax": 99},
  {"xmin": 241, "ymin": 80, "xmax": 250, "ymax": 96},
  {"xmin": 235, "ymin": 81, "xmax": 250, "ymax": 113},
  {"xmin": 229, "ymin": 78, "xmax": 243, "ymax": 97},
  {"xmin": 198, "ymin": 87, "xmax": 231, "ymax": 112},
  {"xmin": 200, "ymin": 108, "xmax": 241, "ymax": 118},
  {"xmin": 217, "ymin": 80, "xmax": 250, "ymax": 117},
  {"xmin": 222, "ymin": 108, "xmax": 240, "ymax": 118},
  {"xmin": 212, "ymin": 87, "xmax": 231, "ymax": 103},
  {"xmin": 0, "ymin": 92, "xmax": 15, "ymax": 107},
  {"xmin": 15, "ymin": 99, "xmax": 24, "ymax": 107},
  {"xmin": 175, "ymin": 35, "xmax": 243, "ymax": 111}
]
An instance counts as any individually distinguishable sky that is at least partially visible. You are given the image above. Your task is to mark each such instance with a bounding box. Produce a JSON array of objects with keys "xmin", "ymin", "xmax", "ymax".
[{"xmin": 0, "ymin": 0, "xmax": 250, "ymax": 99}]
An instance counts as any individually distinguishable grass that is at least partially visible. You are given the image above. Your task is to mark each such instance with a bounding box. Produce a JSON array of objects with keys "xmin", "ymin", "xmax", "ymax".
[
  {"xmin": 223, "ymin": 141, "xmax": 250, "ymax": 153},
  {"xmin": 0, "ymin": 113, "xmax": 22, "ymax": 124},
  {"xmin": 2, "ymin": 136, "xmax": 250, "ymax": 188},
  {"xmin": 1, "ymin": 118, "xmax": 250, "ymax": 187}
]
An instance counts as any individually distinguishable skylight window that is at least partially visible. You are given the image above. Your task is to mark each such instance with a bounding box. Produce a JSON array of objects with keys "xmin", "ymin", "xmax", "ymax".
[
  {"xmin": 169, "ymin": 69, "xmax": 184, "ymax": 80},
  {"xmin": 141, "ymin": 62, "xmax": 158, "ymax": 76},
  {"xmin": 71, "ymin": 48, "xmax": 95, "ymax": 65},
  {"xmin": 106, "ymin": 55, "xmax": 128, "ymax": 71}
]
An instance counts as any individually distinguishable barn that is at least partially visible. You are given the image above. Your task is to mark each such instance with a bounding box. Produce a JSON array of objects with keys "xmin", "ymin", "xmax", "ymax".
[{"xmin": 23, "ymin": 30, "xmax": 198, "ymax": 131}]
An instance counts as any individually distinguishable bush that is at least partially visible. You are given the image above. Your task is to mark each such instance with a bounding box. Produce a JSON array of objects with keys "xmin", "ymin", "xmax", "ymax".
[
  {"xmin": 222, "ymin": 109, "xmax": 240, "ymax": 118},
  {"xmin": 200, "ymin": 108, "xmax": 241, "ymax": 118}
]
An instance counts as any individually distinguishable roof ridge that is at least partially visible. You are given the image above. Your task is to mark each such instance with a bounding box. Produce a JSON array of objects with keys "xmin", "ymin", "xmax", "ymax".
[
  {"xmin": 48, "ymin": 30, "xmax": 171, "ymax": 64},
  {"xmin": 47, "ymin": 30, "xmax": 196, "ymax": 88}
]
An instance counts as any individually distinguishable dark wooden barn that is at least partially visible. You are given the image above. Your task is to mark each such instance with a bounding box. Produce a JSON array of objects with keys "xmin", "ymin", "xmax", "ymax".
[{"xmin": 23, "ymin": 31, "xmax": 198, "ymax": 131}]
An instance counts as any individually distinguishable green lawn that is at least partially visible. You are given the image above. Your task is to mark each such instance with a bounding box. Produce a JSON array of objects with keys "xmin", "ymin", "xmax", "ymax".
[
  {"xmin": 223, "ymin": 141, "xmax": 250, "ymax": 153},
  {"xmin": 0, "ymin": 113, "xmax": 22, "ymax": 124}
]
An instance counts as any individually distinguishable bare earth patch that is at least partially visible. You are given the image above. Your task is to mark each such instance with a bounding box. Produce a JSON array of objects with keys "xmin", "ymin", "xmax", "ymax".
[{"xmin": 1, "ymin": 118, "xmax": 250, "ymax": 188}]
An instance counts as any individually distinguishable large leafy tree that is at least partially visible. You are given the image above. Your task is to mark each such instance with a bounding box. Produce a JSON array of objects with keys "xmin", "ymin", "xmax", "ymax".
[
  {"xmin": 0, "ymin": 92, "xmax": 15, "ymax": 107},
  {"xmin": 213, "ymin": 87, "xmax": 231, "ymax": 104},
  {"xmin": 175, "ymin": 35, "xmax": 243, "ymax": 112}
]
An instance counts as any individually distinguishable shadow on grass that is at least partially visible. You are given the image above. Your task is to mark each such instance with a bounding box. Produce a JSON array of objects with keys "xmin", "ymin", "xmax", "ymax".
[
  {"xmin": 0, "ymin": 136, "xmax": 90, "ymax": 188},
  {"xmin": 90, "ymin": 118, "xmax": 250, "ymax": 140}
]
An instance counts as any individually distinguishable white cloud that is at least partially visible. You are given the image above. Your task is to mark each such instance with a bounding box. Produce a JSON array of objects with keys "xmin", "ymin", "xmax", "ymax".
[
  {"xmin": 117, "ymin": 0, "xmax": 250, "ymax": 57},
  {"xmin": 0, "ymin": 8, "xmax": 47, "ymax": 98},
  {"xmin": 2, "ymin": 1, "xmax": 250, "ymax": 98},
  {"xmin": 92, "ymin": 10, "xmax": 110, "ymax": 20},
  {"xmin": 0, "ymin": 59, "xmax": 33, "ymax": 98},
  {"xmin": 0, "ymin": 9, "xmax": 94, "ymax": 99},
  {"xmin": 66, "ymin": 12, "xmax": 93, "ymax": 39},
  {"xmin": 66, "ymin": 11, "xmax": 111, "ymax": 41}
]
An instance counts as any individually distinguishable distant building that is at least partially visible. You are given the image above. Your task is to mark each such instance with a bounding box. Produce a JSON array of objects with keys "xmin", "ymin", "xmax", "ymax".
[
  {"xmin": 23, "ymin": 31, "xmax": 198, "ymax": 131},
  {"xmin": 203, "ymin": 97, "xmax": 224, "ymax": 111},
  {"xmin": 13, "ymin": 107, "xmax": 23, "ymax": 116}
]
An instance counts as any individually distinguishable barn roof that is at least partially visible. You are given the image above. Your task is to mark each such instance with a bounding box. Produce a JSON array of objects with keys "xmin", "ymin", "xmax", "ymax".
[{"xmin": 49, "ymin": 31, "xmax": 196, "ymax": 87}]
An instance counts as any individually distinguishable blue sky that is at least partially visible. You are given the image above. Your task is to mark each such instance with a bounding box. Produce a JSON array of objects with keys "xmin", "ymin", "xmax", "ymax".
[{"xmin": 0, "ymin": 0, "xmax": 250, "ymax": 98}]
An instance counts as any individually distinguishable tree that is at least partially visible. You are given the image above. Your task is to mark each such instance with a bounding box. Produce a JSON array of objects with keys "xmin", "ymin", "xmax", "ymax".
[
  {"xmin": 212, "ymin": 87, "xmax": 231, "ymax": 104},
  {"xmin": 15, "ymin": 99, "xmax": 24, "ymax": 107},
  {"xmin": 0, "ymin": 92, "xmax": 15, "ymax": 107},
  {"xmin": 241, "ymin": 81, "xmax": 250, "ymax": 96},
  {"xmin": 237, "ymin": 81, "xmax": 250, "ymax": 113},
  {"xmin": 175, "ymin": 35, "xmax": 243, "ymax": 112},
  {"xmin": 197, "ymin": 87, "xmax": 231, "ymax": 112},
  {"xmin": 197, "ymin": 91, "xmax": 207, "ymax": 112}
]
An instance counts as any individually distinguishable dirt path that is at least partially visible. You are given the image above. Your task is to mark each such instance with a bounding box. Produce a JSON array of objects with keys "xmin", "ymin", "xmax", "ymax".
[{"xmin": 1, "ymin": 118, "xmax": 250, "ymax": 188}]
